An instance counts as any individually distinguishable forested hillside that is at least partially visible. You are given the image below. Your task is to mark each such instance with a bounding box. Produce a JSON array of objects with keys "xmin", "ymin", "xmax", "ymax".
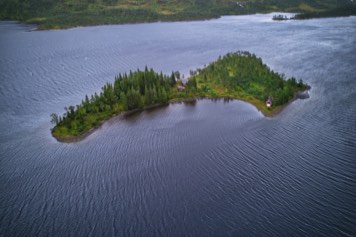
[{"xmin": 0, "ymin": 0, "xmax": 354, "ymax": 29}]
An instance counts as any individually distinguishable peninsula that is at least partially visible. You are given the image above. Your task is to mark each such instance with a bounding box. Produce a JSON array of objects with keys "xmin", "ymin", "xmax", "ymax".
[
  {"xmin": 292, "ymin": 5, "xmax": 356, "ymax": 20},
  {"xmin": 51, "ymin": 51, "xmax": 309, "ymax": 142}
]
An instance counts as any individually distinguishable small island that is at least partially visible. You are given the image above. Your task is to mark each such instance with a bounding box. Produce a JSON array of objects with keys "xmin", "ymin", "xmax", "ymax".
[
  {"xmin": 272, "ymin": 14, "xmax": 290, "ymax": 21},
  {"xmin": 51, "ymin": 51, "xmax": 309, "ymax": 142}
]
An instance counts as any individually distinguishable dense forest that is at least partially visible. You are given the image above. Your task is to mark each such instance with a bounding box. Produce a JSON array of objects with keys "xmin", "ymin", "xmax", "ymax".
[
  {"xmin": 0, "ymin": 0, "xmax": 354, "ymax": 29},
  {"xmin": 51, "ymin": 67, "xmax": 184, "ymax": 138},
  {"xmin": 51, "ymin": 52, "xmax": 309, "ymax": 141},
  {"xmin": 191, "ymin": 52, "xmax": 308, "ymax": 105}
]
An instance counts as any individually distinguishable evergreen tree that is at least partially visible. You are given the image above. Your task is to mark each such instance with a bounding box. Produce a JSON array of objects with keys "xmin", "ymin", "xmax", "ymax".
[
  {"xmin": 170, "ymin": 72, "xmax": 176, "ymax": 86},
  {"xmin": 50, "ymin": 113, "xmax": 59, "ymax": 125}
]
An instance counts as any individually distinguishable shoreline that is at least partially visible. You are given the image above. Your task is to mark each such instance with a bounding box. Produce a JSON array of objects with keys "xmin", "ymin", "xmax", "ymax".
[
  {"xmin": 52, "ymin": 102, "xmax": 169, "ymax": 143},
  {"xmin": 11, "ymin": 12, "xmax": 356, "ymax": 32},
  {"xmin": 28, "ymin": 16, "xmax": 219, "ymax": 31},
  {"xmin": 52, "ymin": 89, "xmax": 310, "ymax": 143}
]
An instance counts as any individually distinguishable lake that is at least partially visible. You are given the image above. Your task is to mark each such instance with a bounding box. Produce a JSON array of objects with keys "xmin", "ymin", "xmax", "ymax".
[{"xmin": 0, "ymin": 13, "xmax": 355, "ymax": 236}]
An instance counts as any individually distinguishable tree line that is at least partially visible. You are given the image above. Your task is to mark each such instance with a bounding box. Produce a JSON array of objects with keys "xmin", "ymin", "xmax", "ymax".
[
  {"xmin": 51, "ymin": 67, "xmax": 197, "ymax": 136},
  {"xmin": 1, "ymin": 0, "xmax": 352, "ymax": 30}
]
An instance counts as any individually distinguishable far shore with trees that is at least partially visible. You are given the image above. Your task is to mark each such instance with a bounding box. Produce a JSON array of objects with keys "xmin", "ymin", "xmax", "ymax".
[
  {"xmin": 1, "ymin": 0, "xmax": 355, "ymax": 30},
  {"xmin": 51, "ymin": 51, "xmax": 310, "ymax": 142},
  {"xmin": 291, "ymin": 5, "xmax": 356, "ymax": 20}
]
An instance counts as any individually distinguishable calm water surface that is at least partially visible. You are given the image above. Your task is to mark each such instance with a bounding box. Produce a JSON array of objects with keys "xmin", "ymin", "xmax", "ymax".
[{"xmin": 0, "ymin": 14, "xmax": 355, "ymax": 236}]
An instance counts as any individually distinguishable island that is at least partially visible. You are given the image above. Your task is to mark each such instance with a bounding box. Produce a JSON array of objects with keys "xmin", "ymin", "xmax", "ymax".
[
  {"xmin": 51, "ymin": 51, "xmax": 310, "ymax": 142},
  {"xmin": 272, "ymin": 14, "xmax": 290, "ymax": 21}
]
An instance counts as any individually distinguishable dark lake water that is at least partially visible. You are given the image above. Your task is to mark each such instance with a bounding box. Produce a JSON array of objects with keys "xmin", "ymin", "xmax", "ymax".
[{"xmin": 1, "ymin": 14, "xmax": 356, "ymax": 236}]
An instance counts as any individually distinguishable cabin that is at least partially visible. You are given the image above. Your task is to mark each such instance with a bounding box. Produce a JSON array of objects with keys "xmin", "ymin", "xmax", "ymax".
[
  {"xmin": 177, "ymin": 85, "xmax": 185, "ymax": 92},
  {"xmin": 266, "ymin": 97, "xmax": 272, "ymax": 107}
]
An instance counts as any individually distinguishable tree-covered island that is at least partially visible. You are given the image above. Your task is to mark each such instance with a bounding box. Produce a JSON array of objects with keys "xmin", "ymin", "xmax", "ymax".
[
  {"xmin": 51, "ymin": 51, "xmax": 309, "ymax": 142},
  {"xmin": 272, "ymin": 14, "xmax": 290, "ymax": 21}
]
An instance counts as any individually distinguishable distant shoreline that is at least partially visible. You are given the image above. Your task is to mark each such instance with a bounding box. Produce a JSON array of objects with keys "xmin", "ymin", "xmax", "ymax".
[
  {"xmin": 2, "ymin": 9, "xmax": 355, "ymax": 31},
  {"xmin": 292, "ymin": 6, "xmax": 356, "ymax": 20},
  {"xmin": 272, "ymin": 6, "xmax": 356, "ymax": 21},
  {"xmin": 28, "ymin": 16, "xmax": 220, "ymax": 31},
  {"xmin": 1, "ymin": 0, "xmax": 355, "ymax": 30}
]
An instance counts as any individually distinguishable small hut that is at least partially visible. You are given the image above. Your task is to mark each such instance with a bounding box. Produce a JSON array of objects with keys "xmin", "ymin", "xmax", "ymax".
[
  {"xmin": 177, "ymin": 85, "xmax": 185, "ymax": 92},
  {"xmin": 266, "ymin": 97, "xmax": 272, "ymax": 107}
]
